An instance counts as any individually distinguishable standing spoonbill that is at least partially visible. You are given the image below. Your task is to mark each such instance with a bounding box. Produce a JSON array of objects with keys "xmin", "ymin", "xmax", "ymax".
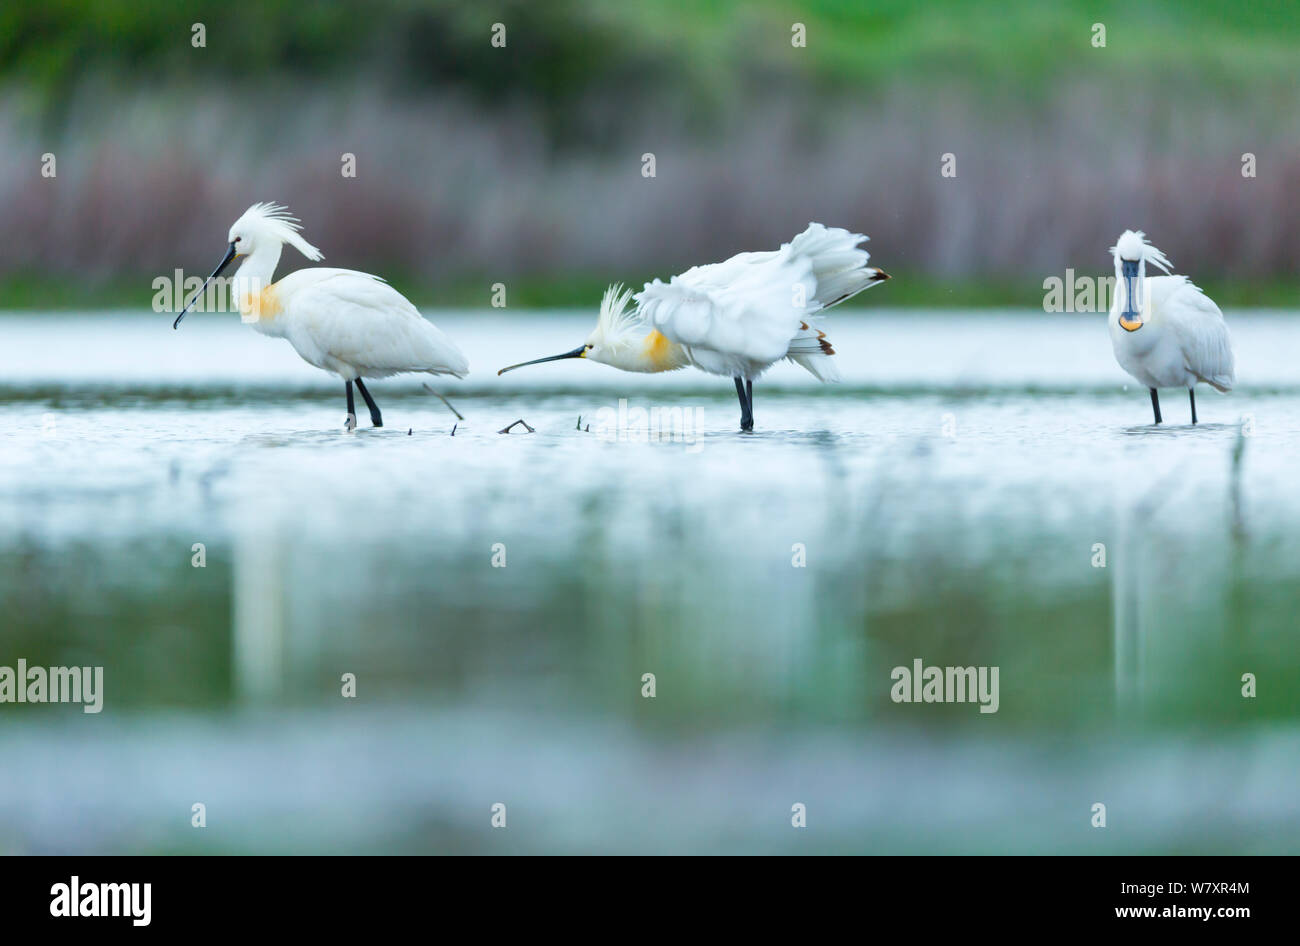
[
  {"xmin": 173, "ymin": 202, "xmax": 468, "ymax": 429},
  {"xmin": 1107, "ymin": 230, "xmax": 1234, "ymax": 425},
  {"xmin": 497, "ymin": 223, "xmax": 889, "ymax": 430}
]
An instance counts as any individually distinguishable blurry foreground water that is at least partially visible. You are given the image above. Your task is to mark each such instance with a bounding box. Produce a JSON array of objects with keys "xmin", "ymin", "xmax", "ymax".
[{"xmin": 0, "ymin": 309, "xmax": 1297, "ymax": 853}]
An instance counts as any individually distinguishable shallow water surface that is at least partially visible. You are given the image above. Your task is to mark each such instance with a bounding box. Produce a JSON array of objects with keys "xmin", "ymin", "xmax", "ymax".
[{"xmin": 1, "ymin": 310, "xmax": 1297, "ymax": 853}]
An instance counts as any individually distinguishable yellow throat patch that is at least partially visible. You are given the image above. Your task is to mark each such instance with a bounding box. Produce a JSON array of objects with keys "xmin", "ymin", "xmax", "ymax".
[
  {"xmin": 641, "ymin": 329, "xmax": 682, "ymax": 371},
  {"xmin": 241, "ymin": 283, "xmax": 283, "ymax": 323}
]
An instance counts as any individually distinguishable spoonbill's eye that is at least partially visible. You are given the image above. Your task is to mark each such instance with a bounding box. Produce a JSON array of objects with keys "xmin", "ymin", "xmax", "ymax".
[{"xmin": 234, "ymin": 237, "xmax": 242, "ymax": 243}]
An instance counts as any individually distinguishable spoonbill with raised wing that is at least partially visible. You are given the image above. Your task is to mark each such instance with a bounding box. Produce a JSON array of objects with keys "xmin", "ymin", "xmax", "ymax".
[{"xmin": 498, "ymin": 223, "xmax": 889, "ymax": 431}]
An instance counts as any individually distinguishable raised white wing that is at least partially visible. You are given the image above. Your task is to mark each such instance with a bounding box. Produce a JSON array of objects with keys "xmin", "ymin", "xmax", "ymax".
[
  {"xmin": 280, "ymin": 269, "xmax": 469, "ymax": 377},
  {"xmin": 634, "ymin": 223, "xmax": 877, "ymax": 367},
  {"xmin": 1157, "ymin": 276, "xmax": 1234, "ymax": 390},
  {"xmin": 636, "ymin": 252, "xmax": 817, "ymax": 365}
]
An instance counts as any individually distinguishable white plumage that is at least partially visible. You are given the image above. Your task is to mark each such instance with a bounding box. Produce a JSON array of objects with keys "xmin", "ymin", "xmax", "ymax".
[
  {"xmin": 1107, "ymin": 230, "xmax": 1234, "ymax": 425},
  {"xmin": 498, "ymin": 223, "xmax": 889, "ymax": 431},
  {"xmin": 636, "ymin": 222, "xmax": 885, "ymax": 381},
  {"xmin": 261, "ymin": 268, "xmax": 468, "ymax": 381},
  {"xmin": 174, "ymin": 203, "xmax": 467, "ymax": 429}
]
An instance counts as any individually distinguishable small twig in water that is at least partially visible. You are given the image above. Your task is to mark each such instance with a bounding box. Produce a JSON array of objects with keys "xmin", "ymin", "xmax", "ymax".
[
  {"xmin": 422, "ymin": 384, "xmax": 465, "ymax": 420},
  {"xmin": 451, "ymin": 424, "xmax": 457, "ymax": 437},
  {"xmin": 498, "ymin": 419, "xmax": 535, "ymax": 434}
]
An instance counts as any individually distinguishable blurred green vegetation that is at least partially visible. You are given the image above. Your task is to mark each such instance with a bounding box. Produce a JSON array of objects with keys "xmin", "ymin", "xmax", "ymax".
[
  {"xmin": 4, "ymin": 0, "xmax": 1298, "ymax": 121},
  {"xmin": 0, "ymin": 272, "xmax": 1295, "ymax": 311}
]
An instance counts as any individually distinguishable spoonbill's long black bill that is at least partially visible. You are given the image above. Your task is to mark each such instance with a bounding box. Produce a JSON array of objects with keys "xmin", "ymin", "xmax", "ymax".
[
  {"xmin": 173, "ymin": 241, "xmax": 238, "ymax": 329},
  {"xmin": 497, "ymin": 345, "xmax": 587, "ymax": 375}
]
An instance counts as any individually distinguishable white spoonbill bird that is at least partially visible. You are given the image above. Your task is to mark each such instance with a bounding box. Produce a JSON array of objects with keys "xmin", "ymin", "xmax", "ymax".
[
  {"xmin": 497, "ymin": 223, "xmax": 889, "ymax": 430},
  {"xmin": 173, "ymin": 202, "xmax": 468, "ymax": 429},
  {"xmin": 1108, "ymin": 230, "xmax": 1234, "ymax": 425}
]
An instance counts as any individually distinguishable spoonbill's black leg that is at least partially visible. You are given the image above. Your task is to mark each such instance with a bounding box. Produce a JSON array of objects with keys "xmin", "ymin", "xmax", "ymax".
[
  {"xmin": 746, "ymin": 380, "xmax": 754, "ymax": 430},
  {"xmin": 1149, "ymin": 388, "xmax": 1162, "ymax": 425},
  {"xmin": 355, "ymin": 378, "xmax": 383, "ymax": 427},
  {"xmin": 345, "ymin": 381, "xmax": 357, "ymax": 431},
  {"xmin": 734, "ymin": 377, "xmax": 754, "ymax": 432},
  {"xmin": 1189, "ymin": 388, "xmax": 1197, "ymax": 425}
]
